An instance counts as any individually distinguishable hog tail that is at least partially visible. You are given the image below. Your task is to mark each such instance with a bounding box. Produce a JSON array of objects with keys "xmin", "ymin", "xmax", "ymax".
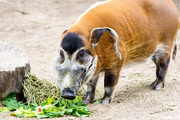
[{"xmin": 172, "ymin": 39, "xmax": 177, "ymax": 60}]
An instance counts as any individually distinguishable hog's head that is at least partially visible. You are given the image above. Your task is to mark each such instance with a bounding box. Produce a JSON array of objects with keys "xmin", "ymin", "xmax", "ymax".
[
  {"xmin": 55, "ymin": 27, "xmax": 121, "ymax": 100},
  {"xmin": 55, "ymin": 32, "xmax": 97, "ymax": 100}
]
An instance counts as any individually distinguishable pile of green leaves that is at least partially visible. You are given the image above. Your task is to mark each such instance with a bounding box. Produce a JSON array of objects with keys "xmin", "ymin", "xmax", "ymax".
[{"xmin": 0, "ymin": 92, "xmax": 91, "ymax": 118}]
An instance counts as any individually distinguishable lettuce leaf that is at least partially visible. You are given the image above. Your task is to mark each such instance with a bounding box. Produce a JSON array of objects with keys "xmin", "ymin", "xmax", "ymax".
[
  {"xmin": 2, "ymin": 92, "xmax": 38, "ymax": 111},
  {"xmin": 2, "ymin": 92, "xmax": 19, "ymax": 111},
  {"xmin": 93, "ymin": 100, "xmax": 100, "ymax": 105},
  {"xmin": 40, "ymin": 96, "xmax": 55, "ymax": 107},
  {"xmin": 13, "ymin": 107, "xmax": 35, "ymax": 118},
  {"xmin": 0, "ymin": 107, "xmax": 9, "ymax": 112},
  {"xmin": 0, "ymin": 92, "xmax": 91, "ymax": 118}
]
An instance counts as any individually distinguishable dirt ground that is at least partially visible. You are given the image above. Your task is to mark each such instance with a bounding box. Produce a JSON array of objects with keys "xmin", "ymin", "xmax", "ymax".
[{"xmin": 0, "ymin": 0, "xmax": 180, "ymax": 120}]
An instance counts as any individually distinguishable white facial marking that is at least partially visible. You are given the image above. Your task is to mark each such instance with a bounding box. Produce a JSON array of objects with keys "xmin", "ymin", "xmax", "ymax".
[
  {"xmin": 84, "ymin": 56, "xmax": 97, "ymax": 83},
  {"xmin": 63, "ymin": 74, "xmax": 71, "ymax": 88}
]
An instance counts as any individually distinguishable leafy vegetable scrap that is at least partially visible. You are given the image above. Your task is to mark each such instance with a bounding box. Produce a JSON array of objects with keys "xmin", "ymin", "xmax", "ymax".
[{"xmin": 0, "ymin": 92, "xmax": 91, "ymax": 118}]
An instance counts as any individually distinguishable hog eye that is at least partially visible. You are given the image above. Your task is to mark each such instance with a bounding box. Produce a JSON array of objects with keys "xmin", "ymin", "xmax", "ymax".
[
  {"xmin": 60, "ymin": 50, "xmax": 64, "ymax": 58},
  {"xmin": 77, "ymin": 49, "xmax": 85, "ymax": 58},
  {"xmin": 57, "ymin": 50, "xmax": 64, "ymax": 64},
  {"xmin": 76, "ymin": 49, "xmax": 92, "ymax": 64}
]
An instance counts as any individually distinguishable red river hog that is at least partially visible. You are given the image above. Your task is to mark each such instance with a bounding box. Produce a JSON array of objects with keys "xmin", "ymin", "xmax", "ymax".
[{"xmin": 54, "ymin": 0, "xmax": 179, "ymax": 104}]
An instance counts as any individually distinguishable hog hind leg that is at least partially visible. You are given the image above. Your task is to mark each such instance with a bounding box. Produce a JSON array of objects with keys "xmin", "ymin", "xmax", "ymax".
[
  {"xmin": 82, "ymin": 75, "xmax": 99, "ymax": 104},
  {"xmin": 101, "ymin": 71, "xmax": 119, "ymax": 104},
  {"xmin": 151, "ymin": 45, "xmax": 171, "ymax": 90}
]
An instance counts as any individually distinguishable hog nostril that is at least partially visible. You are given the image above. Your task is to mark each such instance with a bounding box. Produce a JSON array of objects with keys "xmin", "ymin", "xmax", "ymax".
[{"xmin": 61, "ymin": 95, "xmax": 76, "ymax": 100}]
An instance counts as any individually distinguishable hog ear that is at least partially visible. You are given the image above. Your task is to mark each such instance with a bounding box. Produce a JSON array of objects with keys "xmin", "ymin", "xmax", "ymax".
[
  {"xmin": 62, "ymin": 30, "xmax": 68, "ymax": 34},
  {"xmin": 90, "ymin": 27, "xmax": 122, "ymax": 59}
]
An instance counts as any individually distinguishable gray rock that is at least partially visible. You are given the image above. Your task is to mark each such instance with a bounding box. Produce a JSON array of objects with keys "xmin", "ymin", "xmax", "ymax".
[{"xmin": 0, "ymin": 41, "xmax": 30, "ymax": 101}]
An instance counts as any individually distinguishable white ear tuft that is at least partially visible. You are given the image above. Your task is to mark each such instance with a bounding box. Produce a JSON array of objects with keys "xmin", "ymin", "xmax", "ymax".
[{"xmin": 107, "ymin": 28, "xmax": 122, "ymax": 60}]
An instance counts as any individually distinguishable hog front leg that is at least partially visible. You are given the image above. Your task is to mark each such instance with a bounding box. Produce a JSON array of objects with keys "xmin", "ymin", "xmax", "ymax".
[
  {"xmin": 101, "ymin": 71, "xmax": 120, "ymax": 104},
  {"xmin": 82, "ymin": 75, "xmax": 99, "ymax": 104}
]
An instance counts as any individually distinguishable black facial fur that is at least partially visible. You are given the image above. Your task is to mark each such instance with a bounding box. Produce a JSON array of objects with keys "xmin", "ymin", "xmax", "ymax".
[{"xmin": 61, "ymin": 33, "xmax": 84, "ymax": 55}]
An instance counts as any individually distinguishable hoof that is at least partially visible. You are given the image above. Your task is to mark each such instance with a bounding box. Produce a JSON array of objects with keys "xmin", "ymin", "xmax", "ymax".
[
  {"xmin": 151, "ymin": 79, "xmax": 157, "ymax": 87},
  {"xmin": 82, "ymin": 99, "xmax": 90, "ymax": 104},
  {"xmin": 101, "ymin": 100, "xmax": 109, "ymax": 104},
  {"xmin": 162, "ymin": 82, "xmax": 165, "ymax": 88},
  {"xmin": 151, "ymin": 82, "xmax": 156, "ymax": 87},
  {"xmin": 101, "ymin": 98, "xmax": 112, "ymax": 104},
  {"xmin": 153, "ymin": 85, "xmax": 162, "ymax": 90},
  {"xmin": 151, "ymin": 79, "xmax": 165, "ymax": 90},
  {"xmin": 82, "ymin": 98, "xmax": 94, "ymax": 104}
]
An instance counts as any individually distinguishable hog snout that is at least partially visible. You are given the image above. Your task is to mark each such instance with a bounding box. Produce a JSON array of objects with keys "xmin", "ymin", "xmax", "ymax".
[{"xmin": 61, "ymin": 88, "xmax": 76, "ymax": 100}]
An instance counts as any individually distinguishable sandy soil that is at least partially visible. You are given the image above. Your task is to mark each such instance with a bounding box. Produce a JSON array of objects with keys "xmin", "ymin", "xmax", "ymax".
[{"xmin": 0, "ymin": 0, "xmax": 180, "ymax": 119}]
